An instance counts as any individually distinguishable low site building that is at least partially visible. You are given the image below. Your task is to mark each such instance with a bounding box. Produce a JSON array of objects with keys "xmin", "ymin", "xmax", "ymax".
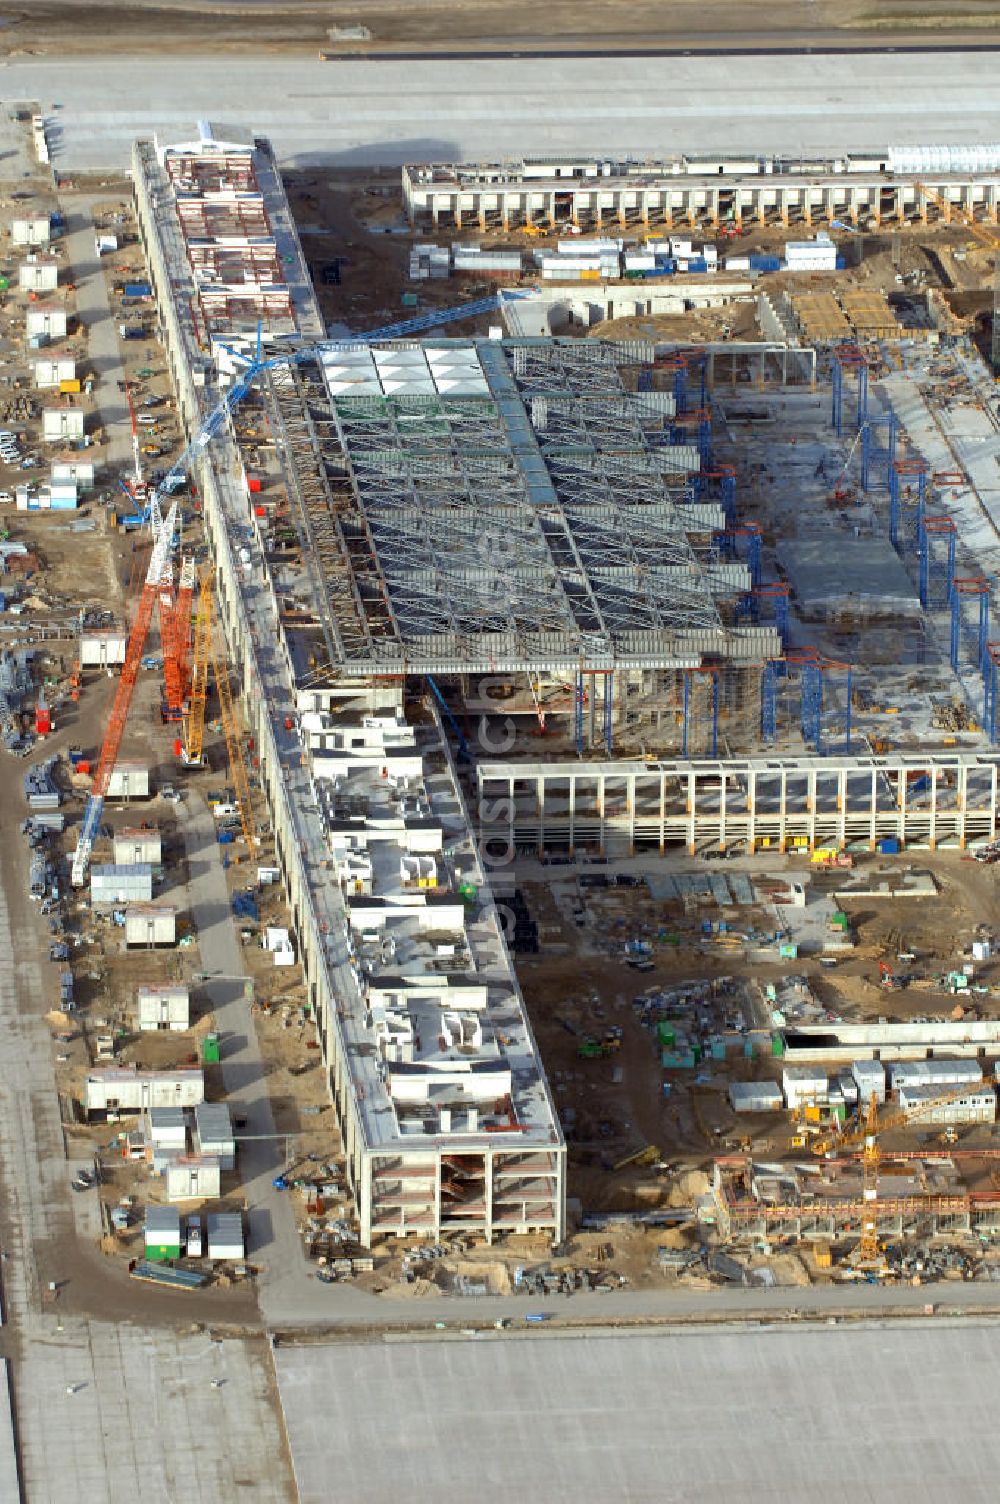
[
  {"xmin": 896, "ymin": 1085, "xmax": 996, "ymax": 1125},
  {"xmin": 782, "ymin": 1066, "xmax": 829, "ymax": 1110},
  {"xmin": 888, "ymin": 1059, "xmax": 984, "ymax": 1091},
  {"xmin": 90, "ymin": 863, "xmax": 153, "ymax": 908},
  {"xmin": 144, "ymin": 1205, "xmax": 181, "ymax": 1262},
  {"xmin": 124, "ymin": 904, "xmax": 177, "ymax": 947},
  {"xmin": 729, "ymin": 1082, "xmax": 783, "ymax": 1113},
  {"xmin": 165, "ymin": 1155, "xmax": 221, "ymax": 1203},
  {"xmin": 113, "ymin": 826, "xmax": 162, "ymax": 866},
  {"xmin": 84, "ymin": 1067, "xmax": 205, "ymax": 1115},
  {"xmin": 79, "ymin": 630, "xmax": 127, "ymax": 669},
  {"xmin": 107, "ymin": 760, "xmax": 150, "ymax": 799},
  {"xmin": 206, "ymin": 1211, "xmax": 244, "ymax": 1261},
  {"xmin": 194, "ymin": 1102, "xmax": 235, "ymax": 1169},
  {"xmin": 136, "ymin": 984, "xmax": 190, "ymax": 1032},
  {"xmin": 147, "ymin": 1106, "xmax": 186, "ymax": 1149}
]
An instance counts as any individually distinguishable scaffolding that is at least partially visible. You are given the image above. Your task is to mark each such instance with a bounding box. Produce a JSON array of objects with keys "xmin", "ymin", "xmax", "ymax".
[
  {"xmin": 950, "ymin": 576, "xmax": 990, "ymax": 676},
  {"xmin": 831, "ymin": 343, "xmax": 869, "ymax": 436},
  {"xmin": 789, "ymin": 648, "xmax": 853, "ymax": 754},
  {"xmin": 889, "ymin": 455, "xmax": 928, "ymax": 552},
  {"xmin": 262, "ymin": 338, "xmax": 781, "ymax": 680},
  {"xmin": 860, "ymin": 410, "xmax": 897, "ymax": 492},
  {"xmin": 918, "ymin": 514, "xmax": 957, "ymax": 609}
]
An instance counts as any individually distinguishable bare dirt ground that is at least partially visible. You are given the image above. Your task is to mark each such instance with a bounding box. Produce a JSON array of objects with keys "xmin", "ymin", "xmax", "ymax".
[{"xmin": 8, "ymin": 0, "xmax": 1000, "ymax": 57}]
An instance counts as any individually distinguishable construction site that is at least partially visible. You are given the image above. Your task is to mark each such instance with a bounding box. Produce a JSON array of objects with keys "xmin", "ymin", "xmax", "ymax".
[
  {"xmin": 101, "ymin": 125, "xmax": 1000, "ymax": 1294},
  {"xmin": 7, "ymin": 113, "xmax": 1000, "ymax": 1315}
]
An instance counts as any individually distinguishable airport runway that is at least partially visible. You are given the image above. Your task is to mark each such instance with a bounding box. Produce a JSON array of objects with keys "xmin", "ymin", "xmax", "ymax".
[{"xmin": 5, "ymin": 50, "xmax": 1000, "ymax": 170}]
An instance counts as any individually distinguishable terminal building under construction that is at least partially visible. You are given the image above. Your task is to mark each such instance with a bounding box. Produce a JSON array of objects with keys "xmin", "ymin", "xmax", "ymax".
[{"xmin": 132, "ymin": 126, "xmax": 1000, "ymax": 1244}]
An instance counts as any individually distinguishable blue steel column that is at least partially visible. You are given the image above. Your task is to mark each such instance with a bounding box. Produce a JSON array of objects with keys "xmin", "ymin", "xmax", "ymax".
[
  {"xmin": 682, "ymin": 670, "xmax": 690, "ymax": 757},
  {"xmin": 762, "ymin": 661, "xmax": 778, "ymax": 743},
  {"xmin": 575, "ymin": 672, "xmax": 584, "ymax": 757}
]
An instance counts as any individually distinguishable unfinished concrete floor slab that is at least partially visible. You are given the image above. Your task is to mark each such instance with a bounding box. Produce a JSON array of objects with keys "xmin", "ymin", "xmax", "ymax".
[{"xmin": 275, "ymin": 1323, "xmax": 1000, "ymax": 1504}]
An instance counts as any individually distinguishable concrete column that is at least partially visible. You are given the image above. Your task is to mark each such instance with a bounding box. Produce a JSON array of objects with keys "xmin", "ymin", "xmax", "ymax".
[
  {"xmin": 454, "ymin": 197, "xmax": 462, "ymax": 229},
  {"xmin": 993, "ymin": 764, "xmax": 999, "ymax": 840},
  {"xmin": 870, "ymin": 768, "xmax": 878, "ymax": 850},
  {"xmin": 778, "ymin": 768, "xmax": 788, "ymax": 852},
  {"xmin": 434, "ymin": 1156, "xmax": 442, "ymax": 1240},
  {"xmin": 807, "ymin": 770, "xmax": 817, "ymax": 849},
  {"xmin": 478, "ymin": 205, "xmax": 487, "ymax": 232},
  {"xmin": 485, "ymin": 1150, "xmax": 494, "ymax": 1245},
  {"xmin": 568, "ymin": 775, "xmax": 576, "ymax": 854},
  {"xmin": 897, "ymin": 772, "xmax": 907, "ymax": 845},
  {"xmin": 617, "ymin": 193, "xmax": 626, "ymax": 228},
  {"xmin": 957, "ymin": 764, "xmax": 967, "ymax": 849},
  {"xmin": 641, "ymin": 191, "xmax": 649, "ymax": 227},
  {"xmin": 598, "ymin": 774, "xmax": 606, "ymax": 856},
  {"xmin": 929, "ymin": 771, "xmax": 938, "ymax": 850},
  {"xmin": 627, "ymin": 774, "xmax": 636, "ymax": 854},
  {"xmin": 360, "ymin": 1153, "xmax": 373, "ymax": 1245},
  {"xmin": 659, "ymin": 771, "xmax": 667, "ymax": 854},
  {"xmin": 718, "ymin": 773, "xmax": 727, "ymax": 850},
  {"xmin": 780, "ymin": 192, "xmax": 790, "ymax": 227},
  {"xmin": 536, "ymin": 774, "xmax": 545, "ymax": 854},
  {"xmin": 709, "ymin": 189, "xmax": 719, "ymax": 228},
  {"xmin": 837, "ymin": 769, "xmax": 847, "ymax": 847}
]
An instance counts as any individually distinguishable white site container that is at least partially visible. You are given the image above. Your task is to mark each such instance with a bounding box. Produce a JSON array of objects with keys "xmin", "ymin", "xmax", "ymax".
[
  {"xmin": 90, "ymin": 863, "xmax": 153, "ymax": 908},
  {"xmin": 851, "ymin": 1059, "xmax": 886, "ymax": 1106},
  {"xmin": 52, "ymin": 460, "xmax": 95, "ymax": 490},
  {"xmin": 782, "ymin": 1065, "xmax": 829, "ymax": 1110},
  {"xmin": 85, "ymin": 1068, "xmax": 204, "ymax": 1114},
  {"xmin": 79, "ymin": 630, "xmax": 127, "ymax": 669},
  {"xmin": 124, "ymin": 904, "xmax": 177, "ymax": 948},
  {"xmin": 137, "ymin": 984, "xmax": 190, "ymax": 1032},
  {"xmin": 106, "ymin": 761, "xmax": 150, "ymax": 798},
  {"xmin": 206, "ymin": 1211, "xmax": 245, "ymax": 1261},
  {"xmin": 33, "ymin": 356, "xmax": 75, "ymax": 389},
  {"xmin": 114, "ymin": 826, "xmax": 161, "ymax": 865},
  {"xmin": 147, "ymin": 1106, "xmax": 187, "ymax": 1149},
  {"xmin": 18, "ymin": 260, "xmax": 58, "ymax": 292},
  {"xmin": 888, "ymin": 1059, "xmax": 983, "ymax": 1091},
  {"xmin": 42, "ymin": 408, "xmax": 84, "ymax": 442},
  {"xmin": 194, "ymin": 1102, "xmax": 235, "ymax": 1170},
  {"xmin": 896, "ymin": 1085, "xmax": 996, "ymax": 1125},
  {"xmin": 166, "ymin": 1155, "xmax": 221, "ymax": 1204},
  {"xmin": 26, "ymin": 305, "xmax": 67, "ymax": 339},
  {"xmin": 12, "ymin": 217, "xmax": 51, "ymax": 247},
  {"xmin": 729, "ymin": 1082, "xmax": 783, "ymax": 1113}
]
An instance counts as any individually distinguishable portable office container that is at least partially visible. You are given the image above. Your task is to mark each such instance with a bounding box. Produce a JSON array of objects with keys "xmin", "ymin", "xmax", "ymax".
[
  {"xmin": 206, "ymin": 1211, "xmax": 245, "ymax": 1261},
  {"xmin": 79, "ymin": 630, "xmax": 127, "ymax": 669},
  {"xmin": 137, "ymin": 984, "xmax": 190, "ymax": 1032},
  {"xmin": 147, "ymin": 1106, "xmax": 187, "ymax": 1149},
  {"xmin": 90, "ymin": 862, "xmax": 153, "ymax": 907},
  {"xmin": 114, "ymin": 826, "xmax": 161, "ymax": 865},
  {"xmin": 124, "ymin": 904, "xmax": 177, "ymax": 948},
  {"xmin": 144, "ymin": 1205, "xmax": 181, "ymax": 1262},
  {"xmin": 194, "ymin": 1102, "xmax": 235, "ymax": 1170},
  {"xmin": 106, "ymin": 761, "xmax": 150, "ymax": 798},
  {"xmin": 166, "ymin": 1155, "xmax": 221, "ymax": 1203}
]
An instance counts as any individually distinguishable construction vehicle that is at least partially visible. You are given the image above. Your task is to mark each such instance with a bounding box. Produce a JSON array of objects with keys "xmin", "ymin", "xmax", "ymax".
[
  {"xmin": 71, "ymin": 500, "xmax": 178, "ymax": 887},
  {"xmin": 878, "ymin": 960, "xmax": 904, "ymax": 990},
  {"xmin": 578, "ymin": 1035, "xmax": 612, "ymax": 1060},
  {"xmin": 811, "ymin": 1082, "xmax": 988, "ymax": 1269},
  {"xmin": 613, "ymin": 1144, "xmax": 661, "ymax": 1172}
]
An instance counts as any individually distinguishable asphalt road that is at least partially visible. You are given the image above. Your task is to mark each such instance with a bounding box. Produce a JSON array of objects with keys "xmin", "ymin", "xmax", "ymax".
[{"xmin": 5, "ymin": 50, "xmax": 1000, "ymax": 171}]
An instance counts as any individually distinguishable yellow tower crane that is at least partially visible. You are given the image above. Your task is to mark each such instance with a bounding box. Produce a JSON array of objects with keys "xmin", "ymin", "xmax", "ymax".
[
  {"xmin": 811, "ymin": 1080, "xmax": 989, "ymax": 1269},
  {"xmin": 211, "ymin": 645, "xmax": 258, "ymax": 861},
  {"xmin": 914, "ymin": 180, "xmax": 1000, "ymax": 370},
  {"xmin": 180, "ymin": 567, "xmax": 214, "ymax": 767}
]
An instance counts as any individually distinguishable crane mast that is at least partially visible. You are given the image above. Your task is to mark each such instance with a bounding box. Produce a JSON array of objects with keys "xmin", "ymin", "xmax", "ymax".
[{"xmin": 71, "ymin": 501, "xmax": 178, "ymax": 887}]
